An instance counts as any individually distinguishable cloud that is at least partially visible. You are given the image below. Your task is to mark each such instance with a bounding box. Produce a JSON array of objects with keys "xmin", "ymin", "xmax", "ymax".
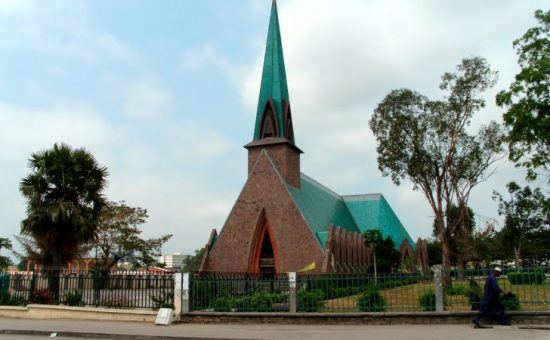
[
  {"xmin": 0, "ymin": 0, "xmax": 138, "ymax": 65},
  {"xmin": 120, "ymin": 78, "xmax": 173, "ymax": 118}
]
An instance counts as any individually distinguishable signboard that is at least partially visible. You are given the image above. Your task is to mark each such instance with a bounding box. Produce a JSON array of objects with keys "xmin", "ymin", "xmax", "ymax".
[{"xmin": 155, "ymin": 308, "xmax": 174, "ymax": 326}]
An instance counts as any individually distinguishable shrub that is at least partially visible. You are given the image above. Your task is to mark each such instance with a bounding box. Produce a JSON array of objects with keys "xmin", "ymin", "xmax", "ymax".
[
  {"xmin": 419, "ymin": 291, "xmax": 445, "ymax": 311},
  {"xmin": 500, "ymin": 292, "xmax": 520, "ymax": 310},
  {"xmin": 211, "ymin": 292, "xmax": 286, "ymax": 312},
  {"xmin": 151, "ymin": 290, "xmax": 174, "ymax": 310},
  {"xmin": 445, "ymin": 284, "xmax": 468, "ymax": 296},
  {"xmin": 0, "ymin": 291, "xmax": 27, "ymax": 306},
  {"xmin": 507, "ymin": 271, "xmax": 545, "ymax": 285},
  {"xmin": 357, "ymin": 288, "xmax": 387, "ymax": 312},
  {"xmin": 31, "ymin": 289, "xmax": 55, "ymax": 304},
  {"xmin": 62, "ymin": 290, "xmax": 84, "ymax": 307},
  {"xmin": 297, "ymin": 289, "xmax": 325, "ymax": 312},
  {"xmin": 212, "ymin": 296, "xmax": 234, "ymax": 312}
]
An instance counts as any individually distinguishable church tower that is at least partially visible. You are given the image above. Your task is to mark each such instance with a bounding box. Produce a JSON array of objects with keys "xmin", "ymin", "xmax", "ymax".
[
  {"xmin": 198, "ymin": 0, "xmax": 428, "ymax": 275},
  {"xmin": 244, "ymin": 0, "xmax": 302, "ymax": 188}
]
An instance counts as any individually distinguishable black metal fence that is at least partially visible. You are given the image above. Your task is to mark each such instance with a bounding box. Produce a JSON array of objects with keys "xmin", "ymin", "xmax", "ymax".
[
  {"xmin": 188, "ymin": 267, "xmax": 550, "ymax": 313},
  {"xmin": 191, "ymin": 272, "xmax": 290, "ymax": 312},
  {"xmin": 0, "ymin": 269, "xmax": 174, "ymax": 310}
]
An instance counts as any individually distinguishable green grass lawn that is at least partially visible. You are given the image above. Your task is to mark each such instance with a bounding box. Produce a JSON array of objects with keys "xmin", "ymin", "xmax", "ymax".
[{"xmin": 324, "ymin": 279, "xmax": 550, "ymax": 312}]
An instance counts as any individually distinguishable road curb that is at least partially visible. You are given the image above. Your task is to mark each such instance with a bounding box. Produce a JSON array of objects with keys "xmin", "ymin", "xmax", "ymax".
[{"xmin": 0, "ymin": 329, "xmax": 253, "ymax": 340}]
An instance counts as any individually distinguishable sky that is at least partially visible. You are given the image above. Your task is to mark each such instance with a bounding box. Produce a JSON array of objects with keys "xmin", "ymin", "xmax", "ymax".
[{"xmin": 0, "ymin": 0, "xmax": 547, "ymax": 260}]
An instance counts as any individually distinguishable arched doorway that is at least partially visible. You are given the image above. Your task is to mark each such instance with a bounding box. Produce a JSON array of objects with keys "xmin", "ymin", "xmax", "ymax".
[
  {"xmin": 250, "ymin": 213, "xmax": 278, "ymax": 275},
  {"xmin": 258, "ymin": 231, "xmax": 275, "ymax": 275}
]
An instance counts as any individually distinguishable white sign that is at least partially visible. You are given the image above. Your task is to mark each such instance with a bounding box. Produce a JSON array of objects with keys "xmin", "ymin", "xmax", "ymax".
[
  {"xmin": 155, "ymin": 308, "xmax": 174, "ymax": 326},
  {"xmin": 289, "ymin": 272, "xmax": 296, "ymax": 288}
]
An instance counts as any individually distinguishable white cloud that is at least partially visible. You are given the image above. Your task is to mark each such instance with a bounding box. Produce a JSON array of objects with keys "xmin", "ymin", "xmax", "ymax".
[
  {"xmin": 120, "ymin": 78, "xmax": 173, "ymax": 118},
  {"xmin": 0, "ymin": 0, "xmax": 138, "ymax": 65}
]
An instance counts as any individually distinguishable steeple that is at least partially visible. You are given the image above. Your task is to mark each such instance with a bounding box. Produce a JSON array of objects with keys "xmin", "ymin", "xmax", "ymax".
[{"xmin": 253, "ymin": 0, "xmax": 295, "ymax": 144}]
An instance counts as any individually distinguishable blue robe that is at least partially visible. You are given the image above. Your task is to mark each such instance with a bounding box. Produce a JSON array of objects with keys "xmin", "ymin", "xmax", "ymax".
[{"xmin": 477, "ymin": 272, "xmax": 505, "ymax": 319}]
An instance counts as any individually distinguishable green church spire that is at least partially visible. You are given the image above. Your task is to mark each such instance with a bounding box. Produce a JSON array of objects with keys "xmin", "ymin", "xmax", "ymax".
[{"xmin": 253, "ymin": 0, "xmax": 294, "ymax": 143}]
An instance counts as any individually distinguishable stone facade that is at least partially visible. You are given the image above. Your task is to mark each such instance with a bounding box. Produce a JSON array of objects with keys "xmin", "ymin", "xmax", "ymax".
[{"xmin": 202, "ymin": 148, "xmax": 324, "ymax": 273}]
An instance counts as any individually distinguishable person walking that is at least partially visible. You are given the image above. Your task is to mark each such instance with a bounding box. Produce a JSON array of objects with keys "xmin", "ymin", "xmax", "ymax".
[{"xmin": 472, "ymin": 267, "xmax": 510, "ymax": 327}]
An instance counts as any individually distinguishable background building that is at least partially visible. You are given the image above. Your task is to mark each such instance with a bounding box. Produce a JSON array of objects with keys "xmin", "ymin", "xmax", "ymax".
[{"xmin": 158, "ymin": 253, "xmax": 187, "ymax": 269}]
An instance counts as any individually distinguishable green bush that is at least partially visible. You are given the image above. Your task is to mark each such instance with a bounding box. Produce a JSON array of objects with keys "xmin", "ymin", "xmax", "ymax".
[
  {"xmin": 507, "ymin": 271, "xmax": 545, "ymax": 285},
  {"xmin": 0, "ymin": 291, "xmax": 27, "ymax": 306},
  {"xmin": 62, "ymin": 290, "xmax": 85, "ymax": 307},
  {"xmin": 500, "ymin": 292, "xmax": 520, "ymax": 310},
  {"xmin": 212, "ymin": 292, "xmax": 286, "ymax": 312},
  {"xmin": 357, "ymin": 288, "xmax": 387, "ymax": 312},
  {"xmin": 419, "ymin": 291, "xmax": 443, "ymax": 311},
  {"xmin": 297, "ymin": 289, "xmax": 325, "ymax": 312},
  {"xmin": 445, "ymin": 284, "xmax": 468, "ymax": 296}
]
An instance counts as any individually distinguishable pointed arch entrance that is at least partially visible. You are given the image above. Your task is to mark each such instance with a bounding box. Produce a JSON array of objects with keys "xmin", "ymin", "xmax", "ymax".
[{"xmin": 249, "ymin": 211, "xmax": 279, "ymax": 274}]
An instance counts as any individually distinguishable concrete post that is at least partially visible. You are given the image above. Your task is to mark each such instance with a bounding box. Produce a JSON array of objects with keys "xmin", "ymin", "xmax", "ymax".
[
  {"xmin": 289, "ymin": 272, "xmax": 297, "ymax": 313},
  {"xmin": 433, "ymin": 265, "xmax": 444, "ymax": 312},
  {"xmin": 173, "ymin": 273, "xmax": 182, "ymax": 317},
  {"xmin": 181, "ymin": 273, "xmax": 190, "ymax": 313}
]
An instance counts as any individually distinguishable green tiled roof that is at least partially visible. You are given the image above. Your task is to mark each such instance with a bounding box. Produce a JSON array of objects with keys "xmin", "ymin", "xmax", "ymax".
[
  {"xmin": 288, "ymin": 174, "xmax": 359, "ymax": 236},
  {"xmin": 253, "ymin": 0, "xmax": 289, "ymax": 141},
  {"xmin": 286, "ymin": 174, "xmax": 415, "ymax": 250},
  {"xmin": 343, "ymin": 194, "xmax": 415, "ymax": 249}
]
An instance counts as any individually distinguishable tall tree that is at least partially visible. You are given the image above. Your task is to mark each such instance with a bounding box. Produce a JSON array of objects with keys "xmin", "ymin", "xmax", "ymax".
[
  {"xmin": 0, "ymin": 238, "xmax": 12, "ymax": 270},
  {"xmin": 496, "ymin": 10, "xmax": 549, "ymax": 181},
  {"xmin": 91, "ymin": 201, "xmax": 172, "ymax": 269},
  {"xmin": 19, "ymin": 143, "xmax": 108, "ymax": 268},
  {"xmin": 370, "ymin": 57, "xmax": 504, "ymax": 283},
  {"xmin": 493, "ymin": 182, "xmax": 549, "ymax": 266},
  {"xmin": 181, "ymin": 248, "xmax": 205, "ymax": 273}
]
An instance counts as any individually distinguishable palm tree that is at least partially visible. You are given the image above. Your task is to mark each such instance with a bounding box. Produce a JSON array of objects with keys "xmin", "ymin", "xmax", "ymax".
[
  {"xmin": 364, "ymin": 230, "xmax": 383, "ymax": 284},
  {"xmin": 19, "ymin": 143, "xmax": 108, "ymax": 269}
]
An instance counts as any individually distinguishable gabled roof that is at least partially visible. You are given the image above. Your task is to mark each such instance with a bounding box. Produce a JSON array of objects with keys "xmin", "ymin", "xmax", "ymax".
[
  {"xmin": 343, "ymin": 194, "xmax": 415, "ymax": 249},
  {"xmin": 286, "ymin": 174, "xmax": 415, "ymax": 249},
  {"xmin": 253, "ymin": 0, "xmax": 291, "ymax": 141}
]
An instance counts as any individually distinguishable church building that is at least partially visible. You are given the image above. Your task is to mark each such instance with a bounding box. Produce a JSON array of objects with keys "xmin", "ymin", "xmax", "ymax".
[{"xmin": 199, "ymin": 1, "xmax": 428, "ymax": 274}]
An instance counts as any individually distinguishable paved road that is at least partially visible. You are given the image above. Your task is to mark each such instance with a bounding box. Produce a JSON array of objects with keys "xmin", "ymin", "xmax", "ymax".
[{"xmin": 0, "ymin": 317, "xmax": 549, "ymax": 340}]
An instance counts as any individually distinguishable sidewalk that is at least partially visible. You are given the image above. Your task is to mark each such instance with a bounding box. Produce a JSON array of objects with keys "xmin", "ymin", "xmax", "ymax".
[{"xmin": 0, "ymin": 317, "xmax": 548, "ymax": 340}]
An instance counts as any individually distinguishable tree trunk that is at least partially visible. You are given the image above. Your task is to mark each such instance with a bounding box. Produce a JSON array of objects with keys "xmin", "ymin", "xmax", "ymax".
[
  {"xmin": 441, "ymin": 237, "xmax": 452, "ymax": 288},
  {"xmin": 48, "ymin": 255, "xmax": 62, "ymax": 304},
  {"xmin": 457, "ymin": 260, "xmax": 465, "ymax": 280},
  {"xmin": 514, "ymin": 245, "xmax": 521, "ymax": 268},
  {"xmin": 373, "ymin": 251, "xmax": 378, "ymax": 285}
]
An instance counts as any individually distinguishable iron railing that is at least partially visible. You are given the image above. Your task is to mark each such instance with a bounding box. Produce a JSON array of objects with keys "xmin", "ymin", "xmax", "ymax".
[
  {"xmin": 0, "ymin": 269, "xmax": 174, "ymax": 310},
  {"xmin": 190, "ymin": 272, "xmax": 290, "ymax": 312},
  {"xmin": 445, "ymin": 267, "xmax": 550, "ymax": 312},
  {"xmin": 188, "ymin": 267, "xmax": 550, "ymax": 313}
]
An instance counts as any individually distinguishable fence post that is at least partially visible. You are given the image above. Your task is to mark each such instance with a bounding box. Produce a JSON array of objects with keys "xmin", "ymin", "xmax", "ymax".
[
  {"xmin": 433, "ymin": 265, "xmax": 444, "ymax": 312},
  {"xmin": 289, "ymin": 272, "xmax": 297, "ymax": 313},
  {"xmin": 181, "ymin": 273, "xmax": 190, "ymax": 313},
  {"xmin": 173, "ymin": 273, "xmax": 182, "ymax": 317}
]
